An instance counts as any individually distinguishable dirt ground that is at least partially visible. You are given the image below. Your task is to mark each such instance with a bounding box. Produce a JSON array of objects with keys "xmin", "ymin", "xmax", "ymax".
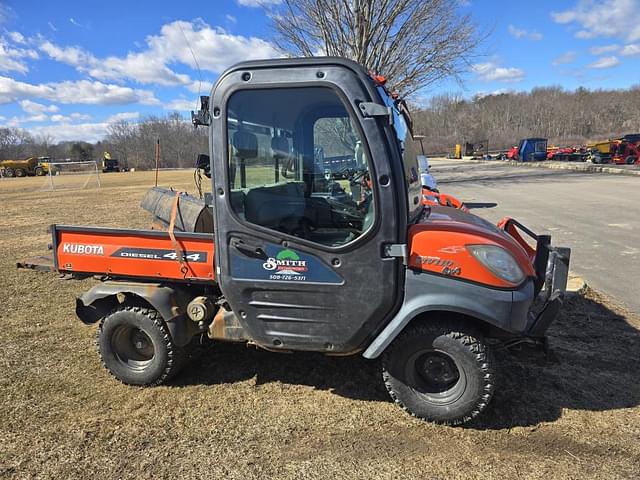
[{"xmin": 1, "ymin": 171, "xmax": 640, "ymax": 479}]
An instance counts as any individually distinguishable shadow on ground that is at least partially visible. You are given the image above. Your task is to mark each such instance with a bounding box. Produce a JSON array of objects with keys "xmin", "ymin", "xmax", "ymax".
[{"xmin": 174, "ymin": 290, "xmax": 640, "ymax": 430}]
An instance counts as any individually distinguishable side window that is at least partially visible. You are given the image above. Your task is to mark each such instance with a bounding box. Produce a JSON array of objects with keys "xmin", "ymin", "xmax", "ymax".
[
  {"xmin": 226, "ymin": 87, "xmax": 375, "ymax": 247},
  {"xmin": 376, "ymin": 87, "xmax": 421, "ymax": 219}
]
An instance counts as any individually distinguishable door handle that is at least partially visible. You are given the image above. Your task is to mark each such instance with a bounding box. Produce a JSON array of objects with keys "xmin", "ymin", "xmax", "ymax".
[{"xmin": 231, "ymin": 239, "xmax": 268, "ymax": 260}]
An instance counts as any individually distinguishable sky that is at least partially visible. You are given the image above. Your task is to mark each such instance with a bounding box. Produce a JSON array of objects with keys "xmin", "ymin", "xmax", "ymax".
[{"xmin": 1, "ymin": 0, "xmax": 639, "ymax": 142}]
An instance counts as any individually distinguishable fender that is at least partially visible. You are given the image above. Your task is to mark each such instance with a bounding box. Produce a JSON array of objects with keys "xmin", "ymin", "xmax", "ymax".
[
  {"xmin": 362, "ymin": 269, "xmax": 534, "ymax": 359},
  {"xmin": 75, "ymin": 281, "xmax": 199, "ymax": 347}
]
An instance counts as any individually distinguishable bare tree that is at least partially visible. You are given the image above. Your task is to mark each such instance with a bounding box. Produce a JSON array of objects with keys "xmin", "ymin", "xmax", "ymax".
[{"xmin": 270, "ymin": 0, "xmax": 481, "ymax": 96}]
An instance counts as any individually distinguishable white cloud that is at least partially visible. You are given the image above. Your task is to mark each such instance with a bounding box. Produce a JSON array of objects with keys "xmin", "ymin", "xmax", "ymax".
[
  {"xmin": 0, "ymin": 36, "xmax": 38, "ymax": 74},
  {"xmin": 50, "ymin": 114, "xmax": 68, "ymax": 122},
  {"xmin": 165, "ymin": 98, "xmax": 198, "ymax": 111},
  {"xmin": 621, "ymin": 43, "xmax": 640, "ymax": 55},
  {"xmin": 186, "ymin": 79, "xmax": 214, "ymax": 94},
  {"xmin": 552, "ymin": 51, "xmax": 577, "ymax": 65},
  {"xmin": 473, "ymin": 89, "xmax": 510, "ymax": 99},
  {"xmin": 0, "ymin": 76, "xmax": 158, "ymax": 105},
  {"xmin": 50, "ymin": 112, "xmax": 91, "ymax": 122},
  {"xmin": 0, "ymin": 4, "xmax": 14, "ymax": 24},
  {"xmin": 472, "ymin": 62, "xmax": 525, "ymax": 82},
  {"xmin": 39, "ymin": 40, "xmax": 190, "ymax": 87},
  {"xmin": 590, "ymin": 44, "xmax": 620, "ymax": 55},
  {"xmin": 237, "ymin": 0, "xmax": 282, "ymax": 7},
  {"xmin": 508, "ymin": 25, "xmax": 543, "ymax": 41},
  {"xmin": 69, "ymin": 17, "xmax": 88, "ymax": 29},
  {"xmin": 226, "ymin": 14, "xmax": 237, "ymax": 24},
  {"xmin": 8, "ymin": 31, "xmax": 26, "ymax": 44},
  {"xmin": 4, "ymin": 113, "xmax": 49, "ymax": 126},
  {"xmin": 552, "ymin": 0, "xmax": 640, "ymax": 42},
  {"xmin": 588, "ymin": 55, "xmax": 620, "ymax": 68},
  {"xmin": 38, "ymin": 19, "xmax": 279, "ymax": 88},
  {"xmin": 47, "ymin": 22, "xmax": 58, "ymax": 32},
  {"xmin": 146, "ymin": 20, "xmax": 280, "ymax": 73},
  {"xmin": 19, "ymin": 99, "xmax": 59, "ymax": 113},
  {"xmin": 28, "ymin": 122, "xmax": 111, "ymax": 143},
  {"xmin": 105, "ymin": 112, "xmax": 140, "ymax": 123}
]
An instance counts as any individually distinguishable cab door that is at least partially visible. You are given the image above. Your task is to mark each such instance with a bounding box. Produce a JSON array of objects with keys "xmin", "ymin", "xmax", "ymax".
[{"xmin": 209, "ymin": 59, "xmax": 406, "ymax": 353}]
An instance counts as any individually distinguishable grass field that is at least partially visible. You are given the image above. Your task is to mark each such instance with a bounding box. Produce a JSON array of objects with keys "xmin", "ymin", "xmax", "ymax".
[{"xmin": 1, "ymin": 171, "xmax": 640, "ymax": 479}]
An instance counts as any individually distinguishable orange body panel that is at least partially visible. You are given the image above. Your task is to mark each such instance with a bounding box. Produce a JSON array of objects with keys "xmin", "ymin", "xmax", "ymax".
[
  {"xmin": 421, "ymin": 187, "xmax": 468, "ymax": 211},
  {"xmin": 408, "ymin": 216, "xmax": 536, "ymax": 288},
  {"xmin": 54, "ymin": 226, "xmax": 215, "ymax": 282}
]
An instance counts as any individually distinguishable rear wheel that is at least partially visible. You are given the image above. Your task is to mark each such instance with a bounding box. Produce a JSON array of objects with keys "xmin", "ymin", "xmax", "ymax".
[
  {"xmin": 382, "ymin": 321, "xmax": 495, "ymax": 425},
  {"xmin": 97, "ymin": 305, "xmax": 184, "ymax": 386},
  {"xmin": 626, "ymin": 156, "xmax": 636, "ymax": 165},
  {"xmin": 15, "ymin": 168, "xmax": 26, "ymax": 177},
  {"xmin": 4, "ymin": 167, "xmax": 15, "ymax": 177}
]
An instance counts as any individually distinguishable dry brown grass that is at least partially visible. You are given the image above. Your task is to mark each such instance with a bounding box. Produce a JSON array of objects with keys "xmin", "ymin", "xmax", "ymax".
[{"xmin": 1, "ymin": 171, "xmax": 640, "ymax": 479}]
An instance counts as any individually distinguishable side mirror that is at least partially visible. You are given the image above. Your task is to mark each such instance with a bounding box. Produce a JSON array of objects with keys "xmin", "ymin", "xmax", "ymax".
[
  {"xmin": 196, "ymin": 154, "xmax": 211, "ymax": 178},
  {"xmin": 196, "ymin": 154, "xmax": 210, "ymax": 169}
]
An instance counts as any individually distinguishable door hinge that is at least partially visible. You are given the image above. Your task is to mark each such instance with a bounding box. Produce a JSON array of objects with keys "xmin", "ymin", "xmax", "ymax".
[
  {"xmin": 358, "ymin": 102, "xmax": 393, "ymax": 125},
  {"xmin": 383, "ymin": 243, "xmax": 408, "ymax": 265}
]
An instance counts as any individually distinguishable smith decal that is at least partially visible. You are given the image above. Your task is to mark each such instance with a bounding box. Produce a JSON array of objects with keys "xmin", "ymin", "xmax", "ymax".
[{"xmin": 263, "ymin": 249, "xmax": 308, "ymax": 281}]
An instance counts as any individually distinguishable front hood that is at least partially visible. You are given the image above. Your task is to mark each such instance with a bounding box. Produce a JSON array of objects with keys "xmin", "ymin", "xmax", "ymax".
[
  {"xmin": 414, "ymin": 206, "xmax": 535, "ymax": 274},
  {"xmin": 421, "ymin": 205, "xmax": 505, "ymax": 235}
]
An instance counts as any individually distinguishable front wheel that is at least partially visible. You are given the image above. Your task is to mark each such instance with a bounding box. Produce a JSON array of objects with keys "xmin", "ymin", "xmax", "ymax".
[
  {"xmin": 382, "ymin": 321, "xmax": 495, "ymax": 425},
  {"xmin": 97, "ymin": 305, "xmax": 184, "ymax": 386},
  {"xmin": 626, "ymin": 156, "xmax": 636, "ymax": 165}
]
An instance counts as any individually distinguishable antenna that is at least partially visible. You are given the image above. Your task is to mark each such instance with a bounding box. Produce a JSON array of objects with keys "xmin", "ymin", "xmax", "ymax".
[
  {"xmin": 176, "ymin": 21, "xmax": 203, "ymax": 110},
  {"xmin": 155, "ymin": 139, "xmax": 160, "ymax": 187}
]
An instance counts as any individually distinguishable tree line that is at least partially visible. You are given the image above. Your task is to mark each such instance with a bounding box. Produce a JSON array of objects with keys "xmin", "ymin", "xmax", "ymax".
[
  {"xmin": 0, "ymin": 113, "xmax": 208, "ymax": 170},
  {"xmin": 3, "ymin": 87, "xmax": 640, "ymax": 167},
  {"xmin": 412, "ymin": 86, "xmax": 640, "ymax": 154}
]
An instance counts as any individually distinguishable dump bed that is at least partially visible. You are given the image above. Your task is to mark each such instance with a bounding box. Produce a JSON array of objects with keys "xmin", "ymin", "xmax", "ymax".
[{"xmin": 19, "ymin": 225, "xmax": 215, "ymax": 283}]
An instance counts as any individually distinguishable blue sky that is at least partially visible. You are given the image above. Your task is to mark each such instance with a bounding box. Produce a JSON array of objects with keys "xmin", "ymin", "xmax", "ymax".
[{"xmin": 1, "ymin": 0, "xmax": 639, "ymax": 142}]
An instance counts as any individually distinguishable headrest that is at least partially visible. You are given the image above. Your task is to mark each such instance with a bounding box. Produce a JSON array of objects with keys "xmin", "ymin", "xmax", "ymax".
[
  {"xmin": 233, "ymin": 130, "xmax": 258, "ymax": 159},
  {"xmin": 271, "ymin": 135, "xmax": 289, "ymax": 157}
]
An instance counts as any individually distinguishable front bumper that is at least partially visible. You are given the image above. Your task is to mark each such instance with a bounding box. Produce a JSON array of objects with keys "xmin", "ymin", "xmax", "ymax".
[
  {"xmin": 498, "ymin": 218, "xmax": 571, "ymax": 337},
  {"xmin": 525, "ymin": 245, "xmax": 571, "ymax": 336}
]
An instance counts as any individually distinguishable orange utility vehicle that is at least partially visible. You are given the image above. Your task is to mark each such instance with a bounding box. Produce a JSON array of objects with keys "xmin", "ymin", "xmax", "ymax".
[{"xmin": 20, "ymin": 58, "xmax": 570, "ymax": 425}]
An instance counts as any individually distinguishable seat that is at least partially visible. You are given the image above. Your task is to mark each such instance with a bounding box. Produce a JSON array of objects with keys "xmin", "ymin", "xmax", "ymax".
[{"xmin": 244, "ymin": 182, "xmax": 306, "ymax": 231}]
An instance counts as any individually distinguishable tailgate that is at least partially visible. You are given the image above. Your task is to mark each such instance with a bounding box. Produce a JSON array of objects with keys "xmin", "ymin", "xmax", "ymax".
[{"xmin": 51, "ymin": 225, "xmax": 215, "ymax": 283}]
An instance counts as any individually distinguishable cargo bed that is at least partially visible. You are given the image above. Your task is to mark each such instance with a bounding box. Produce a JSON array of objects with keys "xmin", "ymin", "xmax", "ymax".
[{"xmin": 18, "ymin": 225, "xmax": 215, "ymax": 283}]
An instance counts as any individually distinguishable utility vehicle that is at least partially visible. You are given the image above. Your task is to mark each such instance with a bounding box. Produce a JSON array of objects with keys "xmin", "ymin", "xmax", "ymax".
[{"xmin": 20, "ymin": 58, "xmax": 570, "ymax": 425}]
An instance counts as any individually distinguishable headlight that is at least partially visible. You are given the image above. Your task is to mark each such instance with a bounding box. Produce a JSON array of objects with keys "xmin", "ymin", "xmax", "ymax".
[{"xmin": 466, "ymin": 245, "xmax": 525, "ymax": 285}]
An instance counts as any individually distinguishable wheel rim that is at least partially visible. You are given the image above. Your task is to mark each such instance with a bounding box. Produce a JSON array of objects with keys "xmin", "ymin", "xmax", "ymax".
[
  {"xmin": 111, "ymin": 325, "xmax": 155, "ymax": 371},
  {"xmin": 405, "ymin": 349, "xmax": 466, "ymax": 405}
]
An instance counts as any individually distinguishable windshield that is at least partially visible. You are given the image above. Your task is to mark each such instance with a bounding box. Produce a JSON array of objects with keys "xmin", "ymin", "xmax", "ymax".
[{"xmin": 376, "ymin": 86, "xmax": 422, "ymax": 221}]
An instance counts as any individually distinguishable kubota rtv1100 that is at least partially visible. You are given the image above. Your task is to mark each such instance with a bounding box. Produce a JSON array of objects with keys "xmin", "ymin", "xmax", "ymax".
[{"xmin": 21, "ymin": 58, "xmax": 570, "ymax": 425}]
